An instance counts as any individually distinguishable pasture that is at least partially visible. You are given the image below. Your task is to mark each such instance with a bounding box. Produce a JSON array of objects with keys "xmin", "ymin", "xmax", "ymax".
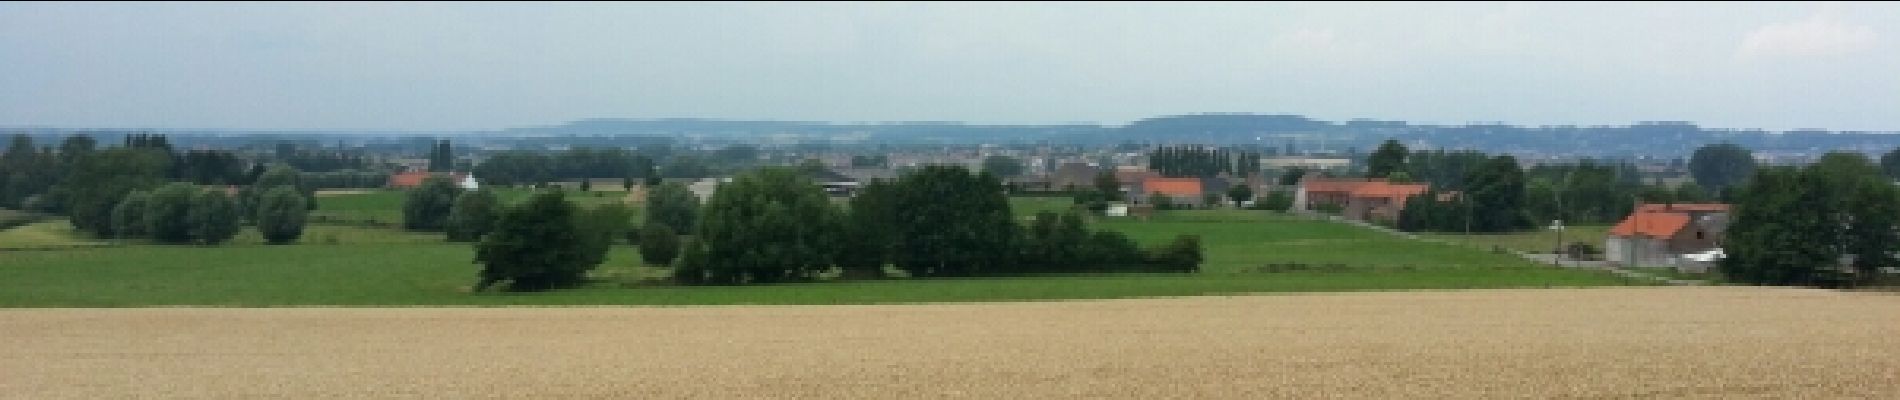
[{"xmin": 0, "ymin": 193, "xmax": 1636, "ymax": 306}]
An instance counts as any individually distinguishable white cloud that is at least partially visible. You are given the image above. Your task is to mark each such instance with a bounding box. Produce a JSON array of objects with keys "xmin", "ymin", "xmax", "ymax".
[{"xmin": 1738, "ymin": 3, "xmax": 1876, "ymax": 59}]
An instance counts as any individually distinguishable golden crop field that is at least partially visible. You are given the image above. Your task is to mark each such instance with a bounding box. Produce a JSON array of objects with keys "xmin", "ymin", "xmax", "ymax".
[{"xmin": 4, "ymin": 287, "xmax": 1897, "ymax": 399}]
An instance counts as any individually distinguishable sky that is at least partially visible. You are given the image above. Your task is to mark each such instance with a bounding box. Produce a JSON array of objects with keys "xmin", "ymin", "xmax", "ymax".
[{"xmin": 2, "ymin": 1, "xmax": 1898, "ymax": 132}]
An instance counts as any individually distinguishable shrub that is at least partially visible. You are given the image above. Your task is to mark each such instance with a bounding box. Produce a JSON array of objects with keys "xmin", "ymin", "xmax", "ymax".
[
  {"xmin": 257, "ymin": 187, "xmax": 308, "ymax": 245},
  {"xmin": 110, "ymin": 191, "xmax": 151, "ymax": 239},
  {"xmin": 638, "ymin": 223, "xmax": 679, "ymax": 266},
  {"xmin": 188, "ymin": 189, "xmax": 241, "ymax": 245},
  {"xmin": 143, "ymin": 183, "xmax": 200, "ymax": 244},
  {"xmin": 445, "ymin": 189, "xmax": 499, "ymax": 242}
]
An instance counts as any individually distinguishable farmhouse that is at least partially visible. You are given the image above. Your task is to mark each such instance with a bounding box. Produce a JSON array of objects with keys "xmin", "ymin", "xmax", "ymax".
[
  {"xmin": 1133, "ymin": 177, "xmax": 1205, "ymax": 207},
  {"xmin": 1604, "ymin": 203, "xmax": 1730, "ymax": 270},
  {"xmin": 1294, "ymin": 177, "xmax": 1428, "ymax": 222},
  {"xmin": 388, "ymin": 171, "xmax": 476, "ymax": 190},
  {"xmin": 1050, "ymin": 163, "xmax": 1100, "ymax": 191}
]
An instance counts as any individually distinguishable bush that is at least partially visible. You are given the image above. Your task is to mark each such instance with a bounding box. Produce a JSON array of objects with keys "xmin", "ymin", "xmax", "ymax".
[
  {"xmin": 445, "ymin": 189, "xmax": 499, "ymax": 242},
  {"xmin": 143, "ymin": 183, "xmax": 200, "ymax": 244},
  {"xmin": 1254, "ymin": 191, "xmax": 1293, "ymax": 212},
  {"xmin": 257, "ymin": 187, "xmax": 308, "ymax": 245},
  {"xmin": 475, "ymin": 191, "xmax": 599, "ymax": 291},
  {"xmin": 110, "ymin": 191, "xmax": 151, "ymax": 239},
  {"xmin": 638, "ymin": 223, "xmax": 679, "ymax": 266},
  {"xmin": 188, "ymin": 190, "xmax": 241, "ymax": 245},
  {"xmin": 402, "ymin": 175, "xmax": 459, "ymax": 231},
  {"xmin": 1145, "ymin": 234, "xmax": 1203, "ymax": 273}
]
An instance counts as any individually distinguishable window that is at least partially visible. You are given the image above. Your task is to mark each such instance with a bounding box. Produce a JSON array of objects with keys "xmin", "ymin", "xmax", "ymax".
[{"xmin": 1695, "ymin": 231, "xmax": 1704, "ymax": 240}]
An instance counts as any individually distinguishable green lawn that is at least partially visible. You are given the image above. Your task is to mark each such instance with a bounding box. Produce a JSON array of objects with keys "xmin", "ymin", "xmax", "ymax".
[
  {"xmin": 1418, "ymin": 225, "xmax": 1613, "ymax": 254},
  {"xmin": 0, "ymin": 204, "xmax": 1640, "ymax": 307},
  {"xmin": 0, "ymin": 220, "xmax": 111, "ymax": 250}
]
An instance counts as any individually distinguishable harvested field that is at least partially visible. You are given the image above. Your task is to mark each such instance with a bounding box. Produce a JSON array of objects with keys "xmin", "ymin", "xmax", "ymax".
[{"xmin": 4, "ymin": 287, "xmax": 1898, "ymax": 399}]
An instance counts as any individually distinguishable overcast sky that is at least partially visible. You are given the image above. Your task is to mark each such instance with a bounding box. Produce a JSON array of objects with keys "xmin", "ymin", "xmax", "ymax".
[{"xmin": 2, "ymin": 2, "xmax": 1897, "ymax": 131}]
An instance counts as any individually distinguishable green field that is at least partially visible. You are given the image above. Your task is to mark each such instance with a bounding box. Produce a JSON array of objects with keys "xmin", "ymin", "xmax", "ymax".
[
  {"xmin": 1419, "ymin": 225, "xmax": 1613, "ymax": 254},
  {"xmin": 0, "ymin": 198, "xmax": 1641, "ymax": 307}
]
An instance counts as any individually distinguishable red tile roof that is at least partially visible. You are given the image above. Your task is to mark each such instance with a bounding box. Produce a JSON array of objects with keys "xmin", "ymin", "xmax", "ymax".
[
  {"xmin": 1350, "ymin": 182, "xmax": 1430, "ymax": 201},
  {"xmin": 389, "ymin": 172, "xmax": 466, "ymax": 188},
  {"xmin": 1143, "ymin": 177, "xmax": 1203, "ymax": 196},
  {"xmin": 1609, "ymin": 211, "xmax": 1692, "ymax": 238}
]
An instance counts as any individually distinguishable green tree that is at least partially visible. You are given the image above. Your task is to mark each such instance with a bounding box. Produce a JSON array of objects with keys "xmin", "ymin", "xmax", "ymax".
[
  {"xmin": 1463, "ymin": 155, "xmax": 1530, "ymax": 232},
  {"xmin": 884, "ymin": 166, "xmax": 1018, "ymax": 277},
  {"xmin": 576, "ymin": 203, "xmax": 634, "ymax": 268},
  {"xmin": 475, "ymin": 191, "xmax": 596, "ymax": 291},
  {"xmin": 1093, "ymin": 171, "xmax": 1122, "ymax": 202},
  {"xmin": 838, "ymin": 179, "xmax": 899, "ymax": 279},
  {"xmin": 1366, "ymin": 139, "xmax": 1408, "ymax": 179},
  {"xmin": 1723, "ymin": 153, "xmax": 1897, "ymax": 288},
  {"xmin": 1256, "ymin": 190, "xmax": 1293, "ymax": 212},
  {"xmin": 1688, "ymin": 143, "xmax": 1755, "ymax": 192},
  {"xmin": 256, "ymin": 187, "xmax": 308, "ymax": 245},
  {"xmin": 445, "ymin": 189, "xmax": 500, "ymax": 242},
  {"xmin": 242, "ymin": 164, "xmax": 314, "ymax": 220},
  {"xmin": 982, "ymin": 155, "xmax": 1026, "ymax": 177},
  {"xmin": 1881, "ymin": 147, "xmax": 1900, "ymax": 181},
  {"xmin": 60, "ymin": 148, "xmax": 170, "ymax": 237},
  {"xmin": 402, "ymin": 175, "xmax": 460, "ymax": 231},
  {"xmin": 188, "ymin": 189, "xmax": 241, "ymax": 245},
  {"xmin": 1146, "ymin": 235, "xmax": 1204, "ymax": 273},
  {"xmin": 637, "ymin": 222, "xmax": 680, "ymax": 266},
  {"xmin": 143, "ymin": 183, "xmax": 200, "ymax": 244},
  {"xmin": 110, "ymin": 191, "xmax": 152, "ymax": 239},
  {"xmin": 684, "ymin": 167, "xmax": 844, "ymax": 284},
  {"xmin": 1227, "ymin": 184, "xmax": 1254, "ymax": 208},
  {"xmin": 644, "ymin": 181, "xmax": 699, "ymax": 233},
  {"xmin": 1278, "ymin": 167, "xmax": 1306, "ymax": 186}
]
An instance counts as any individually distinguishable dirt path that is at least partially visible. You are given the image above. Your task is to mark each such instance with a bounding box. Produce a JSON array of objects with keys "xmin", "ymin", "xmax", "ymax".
[{"xmin": 4, "ymin": 287, "xmax": 1897, "ymax": 399}]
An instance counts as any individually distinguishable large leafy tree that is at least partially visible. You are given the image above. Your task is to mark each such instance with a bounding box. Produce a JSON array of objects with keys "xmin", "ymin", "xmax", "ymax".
[
  {"xmin": 644, "ymin": 181, "xmax": 699, "ymax": 233},
  {"xmin": 1723, "ymin": 152, "xmax": 1898, "ymax": 288},
  {"xmin": 256, "ymin": 187, "xmax": 308, "ymax": 245},
  {"xmin": 444, "ymin": 189, "xmax": 500, "ymax": 242},
  {"xmin": 475, "ymin": 191, "xmax": 597, "ymax": 291},
  {"xmin": 60, "ymin": 147, "xmax": 171, "ymax": 237},
  {"xmin": 838, "ymin": 179, "xmax": 899, "ymax": 279},
  {"xmin": 637, "ymin": 222, "xmax": 679, "ymax": 266},
  {"xmin": 188, "ymin": 189, "xmax": 241, "ymax": 245},
  {"xmin": 1462, "ymin": 155, "xmax": 1530, "ymax": 232},
  {"xmin": 681, "ymin": 167, "xmax": 844, "ymax": 284},
  {"xmin": 1365, "ymin": 139, "xmax": 1408, "ymax": 179},
  {"xmin": 242, "ymin": 164, "xmax": 313, "ymax": 220},
  {"xmin": 1688, "ymin": 143, "xmax": 1755, "ymax": 192},
  {"xmin": 143, "ymin": 183, "xmax": 200, "ymax": 244},
  {"xmin": 889, "ymin": 166, "xmax": 1019, "ymax": 277},
  {"xmin": 110, "ymin": 191, "xmax": 152, "ymax": 239},
  {"xmin": 982, "ymin": 155, "xmax": 1025, "ymax": 178},
  {"xmin": 402, "ymin": 175, "xmax": 460, "ymax": 231}
]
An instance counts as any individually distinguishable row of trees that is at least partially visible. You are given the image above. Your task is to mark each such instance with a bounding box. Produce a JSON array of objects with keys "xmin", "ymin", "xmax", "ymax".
[
  {"xmin": 471, "ymin": 148, "xmax": 660, "ymax": 186},
  {"xmin": 1723, "ymin": 152, "xmax": 1897, "ymax": 288},
  {"xmin": 1148, "ymin": 146, "xmax": 1258, "ymax": 178}
]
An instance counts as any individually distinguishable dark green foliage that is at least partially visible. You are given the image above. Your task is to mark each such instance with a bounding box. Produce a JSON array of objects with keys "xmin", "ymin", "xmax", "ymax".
[
  {"xmin": 445, "ymin": 189, "xmax": 500, "ymax": 242},
  {"xmin": 178, "ymin": 150, "xmax": 246, "ymax": 185},
  {"xmin": 60, "ymin": 148, "xmax": 170, "ymax": 237},
  {"xmin": 427, "ymin": 139, "xmax": 453, "ymax": 173},
  {"xmin": 1688, "ymin": 143, "xmax": 1755, "ymax": 192},
  {"xmin": 1403, "ymin": 150, "xmax": 1488, "ymax": 191},
  {"xmin": 1093, "ymin": 171, "xmax": 1122, "ymax": 202},
  {"xmin": 576, "ymin": 203, "xmax": 633, "ymax": 268},
  {"xmin": 401, "ymin": 175, "xmax": 460, "ymax": 231},
  {"xmin": 1366, "ymin": 139, "xmax": 1408, "ymax": 179},
  {"xmin": 686, "ymin": 167, "xmax": 844, "ymax": 284},
  {"xmin": 474, "ymin": 191, "xmax": 599, "ymax": 291},
  {"xmin": 1464, "ymin": 155, "xmax": 1530, "ymax": 232},
  {"xmin": 1145, "ymin": 235, "xmax": 1204, "ymax": 273},
  {"xmin": 982, "ymin": 155, "xmax": 1025, "ymax": 177},
  {"xmin": 1148, "ymin": 146, "xmax": 1231, "ymax": 178},
  {"xmin": 256, "ymin": 187, "xmax": 308, "ymax": 245},
  {"xmin": 1019, "ymin": 211, "xmax": 1089, "ymax": 272},
  {"xmin": 1226, "ymin": 184, "xmax": 1254, "ymax": 208},
  {"xmin": 1882, "ymin": 147, "xmax": 1900, "ymax": 181},
  {"xmin": 143, "ymin": 183, "xmax": 200, "ymax": 244},
  {"xmin": 110, "ymin": 191, "xmax": 151, "ymax": 239},
  {"xmin": 881, "ymin": 166, "xmax": 1019, "ymax": 277},
  {"xmin": 1255, "ymin": 190, "xmax": 1293, "ymax": 212},
  {"xmin": 637, "ymin": 223, "xmax": 679, "ymax": 266},
  {"xmin": 1149, "ymin": 193, "xmax": 1174, "ymax": 211},
  {"xmin": 242, "ymin": 164, "xmax": 314, "ymax": 219},
  {"xmin": 579, "ymin": 180, "xmax": 592, "ymax": 192},
  {"xmin": 645, "ymin": 181, "xmax": 699, "ymax": 233},
  {"xmin": 1278, "ymin": 167, "xmax": 1306, "ymax": 186},
  {"xmin": 188, "ymin": 190, "xmax": 241, "ymax": 245},
  {"xmin": 1723, "ymin": 153, "xmax": 1899, "ymax": 288},
  {"xmin": 838, "ymin": 179, "xmax": 899, "ymax": 279}
]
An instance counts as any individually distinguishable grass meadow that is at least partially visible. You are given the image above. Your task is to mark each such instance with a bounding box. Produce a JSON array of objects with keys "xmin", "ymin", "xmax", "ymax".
[{"xmin": 0, "ymin": 194, "xmax": 1641, "ymax": 307}]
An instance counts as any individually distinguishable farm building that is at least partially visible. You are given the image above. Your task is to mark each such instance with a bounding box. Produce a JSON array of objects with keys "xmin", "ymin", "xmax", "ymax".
[{"xmin": 1603, "ymin": 203, "xmax": 1730, "ymax": 271}]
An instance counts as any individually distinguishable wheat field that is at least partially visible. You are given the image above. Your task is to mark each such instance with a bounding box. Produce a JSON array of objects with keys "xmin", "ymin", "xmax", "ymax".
[{"xmin": 4, "ymin": 287, "xmax": 1897, "ymax": 399}]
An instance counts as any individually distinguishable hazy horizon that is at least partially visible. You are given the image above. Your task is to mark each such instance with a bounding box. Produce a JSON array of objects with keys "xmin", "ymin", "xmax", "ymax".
[{"xmin": 3, "ymin": 2, "xmax": 1897, "ymax": 132}]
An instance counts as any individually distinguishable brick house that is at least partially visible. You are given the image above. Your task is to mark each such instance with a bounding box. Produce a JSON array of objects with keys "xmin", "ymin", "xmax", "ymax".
[{"xmin": 1295, "ymin": 177, "xmax": 1428, "ymax": 222}]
